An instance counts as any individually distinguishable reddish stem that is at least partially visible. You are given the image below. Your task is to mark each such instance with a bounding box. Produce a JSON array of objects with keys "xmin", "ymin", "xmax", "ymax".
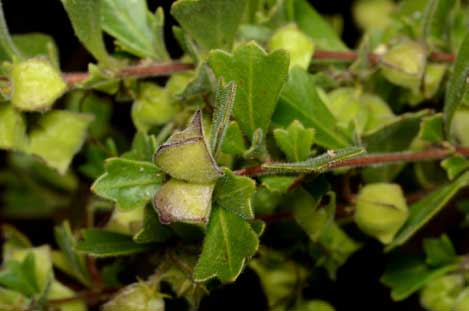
[{"xmin": 235, "ymin": 146, "xmax": 469, "ymax": 177}]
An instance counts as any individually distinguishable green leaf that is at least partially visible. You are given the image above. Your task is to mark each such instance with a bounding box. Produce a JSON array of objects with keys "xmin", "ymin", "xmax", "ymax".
[
  {"xmin": 0, "ymin": 253, "xmax": 39, "ymax": 297},
  {"xmin": 421, "ymin": 0, "xmax": 456, "ymax": 47},
  {"xmin": 28, "ymin": 110, "xmax": 93, "ymax": 174},
  {"xmin": 263, "ymin": 146, "xmax": 365, "ymax": 174},
  {"xmin": 193, "ymin": 206, "xmax": 259, "ymax": 283},
  {"xmin": 293, "ymin": 300, "xmax": 336, "ymax": 311},
  {"xmin": 101, "ymin": 0, "xmax": 167, "ymax": 59},
  {"xmin": 419, "ymin": 113, "xmax": 444, "ymax": 143},
  {"xmin": 121, "ymin": 132, "xmax": 157, "ymax": 162},
  {"xmin": 102, "ymin": 282, "xmax": 165, "ymax": 311},
  {"xmin": 0, "ymin": 103, "xmax": 27, "ymax": 150},
  {"xmin": 92, "ymin": 158, "xmax": 164, "ymax": 211},
  {"xmin": 0, "ymin": 33, "xmax": 59, "ymax": 66},
  {"xmin": 274, "ymin": 120, "xmax": 315, "ymax": 162},
  {"xmin": 293, "ymin": 0, "xmax": 347, "ymax": 50},
  {"xmin": 75, "ymin": 229, "xmax": 155, "ymax": 257},
  {"xmin": 261, "ymin": 176, "xmax": 296, "ymax": 194},
  {"xmin": 441, "ymin": 155, "xmax": 469, "ymax": 180},
  {"xmin": 213, "ymin": 168, "xmax": 255, "ymax": 219},
  {"xmin": 381, "ymin": 254, "xmax": 457, "ymax": 301},
  {"xmin": 209, "ymin": 42, "xmax": 289, "ymax": 140},
  {"xmin": 210, "ymin": 79, "xmax": 236, "ymax": 157},
  {"xmin": 221, "ymin": 121, "xmax": 247, "ymax": 156},
  {"xmin": 171, "ymin": 0, "xmax": 248, "ymax": 51},
  {"xmin": 60, "ymin": 0, "xmax": 111, "ymax": 64},
  {"xmin": 154, "ymin": 110, "xmax": 223, "ymax": 183},
  {"xmin": 11, "ymin": 58, "xmax": 67, "ymax": 112},
  {"xmin": 53, "ymin": 222, "xmax": 91, "ymax": 287},
  {"xmin": 444, "ymin": 33, "xmax": 469, "ymax": 134},
  {"xmin": 154, "ymin": 179, "xmax": 215, "ymax": 224},
  {"xmin": 423, "ymin": 234, "xmax": 457, "ymax": 267},
  {"xmin": 273, "ymin": 67, "xmax": 351, "ymax": 149},
  {"xmin": 387, "ymin": 171, "xmax": 469, "ymax": 251},
  {"xmin": 133, "ymin": 205, "xmax": 173, "ymax": 244},
  {"xmin": 0, "ymin": 0, "xmax": 21, "ymax": 60}
]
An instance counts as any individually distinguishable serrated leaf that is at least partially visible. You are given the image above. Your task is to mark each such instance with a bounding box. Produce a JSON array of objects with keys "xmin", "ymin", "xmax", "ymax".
[
  {"xmin": 293, "ymin": 0, "xmax": 347, "ymax": 50},
  {"xmin": 76, "ymin": 229, "xmax": 155, "ymax": 257},
  {"xmin": 154, "ymin": 110, "xmax": 223, "ymax": 183},
  {"xmin": 419, "ymin": 113, "xmax": 444, "ymax": 143},
  {"xmin": 221, "ymin": 121, "xmax": 247, "ymax": 156},
  {"xmin": 60, "ymin": 0, "xmax": 111, "ymax": 64},
  {"xmin": 0, "ymin": 253, "xmax": 38, "ymax": 297},
  {"xmin": 273, "ymin": 67, "xmax": 351, "ymax": 149},
  {"xmin": 53, "ymin": 222, "xmax": 91, "ymax": 287},
  {"xmin": 441, "ymin": 155, "xmax": 469, "ymax": 180},
  {"xmin": 28, "ymin": 110, "xmax": 93, "ymax": 174},
  {"xmin": 210, "ymin": 79, "xmax": 236, "ymax": 157},
  {"xmin": 274, "ymin": 120, "xmax": 315, "ymax": 162},
  {"xmin": 209, "ymin": 42, "xmax": 289, "ymax": 140},
  {"xmin": 213, "ymin": 168, "xmax": 255, "ymax": 219},
  {"xmin": 0, "ymin": 103, "xmax": 27, "ymax": 150},
  {"xmin": 423, "ymin": 234, "xmax": 457, "ymax": 267},
  {"xmin": 133, "ymin": 205, "xmax": 173, "ymax": 244},
  {"xmin": 444, "ymin": 33, "xmax": 469, "ymax": 134},
  {"xmin": 387, "ymin": 171, "xmax": 469, "ymax": 251},
  {"xmin": 193, "ymin": 207, "xmax": 259, "ymax": 283},
  {"xmin": 101, "ymin": 0, "xmax": 167, "ymax": 59},
  {"xmin": 263, "ymin": 146, "xmax": 365, "ymax": 174},
  {"xmin": 171, "ymin": 0, "xmax": 248, "ymax": 51},
  {"xmin": 381, "ymin": 254, "xmax": 457, "ymax": 301},
  {"xmin": 154, "ymin": 179, "xmax": 215, "ymax": 224},
  {"xmin": 92, "ymin": 158, "xmax": 164, "ymax": 211}
]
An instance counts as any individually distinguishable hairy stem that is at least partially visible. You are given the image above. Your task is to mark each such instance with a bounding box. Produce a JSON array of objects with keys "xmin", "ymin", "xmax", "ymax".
[
  {"xmin": 235, "ymin": 146, "xmax": 469, "ymax": 177},
  {"xmin": 59, "ymin": 49, "xmax": 455, "ymax": 85}
]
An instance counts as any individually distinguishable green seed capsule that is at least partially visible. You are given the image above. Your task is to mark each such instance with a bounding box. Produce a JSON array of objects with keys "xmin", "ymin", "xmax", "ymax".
[
  {"xmin": 420, "ymin": 274, "xmax": 465, "ymax": 311},
  {"xmin": 11, "ymin": 58, "xmax": 67, "ymax": 111},
  {"xmin": 354, "ymin": 183, "xmax": 408, "ymax": 244},
  {"xmin": 102, "ymin": 283, "xmax": 165, "ymax": 311},
  {"xmin": 380, "ymin": 41, "xmax": 426, "ymax": 91},
  {"xmin": 268, "ymin": 24, "xmax": 314, "ymax": 69}
]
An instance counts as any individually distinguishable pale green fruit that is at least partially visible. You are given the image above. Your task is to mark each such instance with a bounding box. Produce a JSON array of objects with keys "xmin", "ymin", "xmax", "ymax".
[
  {"xmin": 132, "ymin": 82, "xmax": 176, "ymax": 132},
  {"xmin": 450, "ymin": 109, "xmax": 469, "ymax": 146},
  {"xmin": 420, "ymin": 274, "xmax": 464, "ymax": 311},
  {"xmin": 353, "ymin": 0, "xmax": 395, "ymax": 31},
  {"xmin": 106, "ymin": 205, "xmax": 144, "ymax": 235},
  {"xmin": 268, "ymin": 24, "xmax": 314, "ymax": 69},
  {"xmin": 454, "ymin": 287, "xmax": 469, "ymax": 311},
  {"xmin": 102, "ymin": 283, "xmax": 165, "ymax": 311},
  {"xmin": 327, "ymin": 88, "xmax": 366, "ymax": 132},
  {"xmin": 48, "ymin": 281, "xmax": 86, "ymax": 311},
  {"xmin": 355, "ymin": 183, "xmax": 408, "ymax": 244},
  {"xmin": 424, "ymin": 63, "xmax": 447, "ymax": 99},
  {"xmin": 154, "ymin": 110, "xmax": 223, "ymax": 183},
  {"xmin": 11, "ymin": 58, "xmax": 67, "ymax": 111},
  {"xmin": 326, "ymin": 88, "xmax": 394, "ymax": 134},
  {"xmin": 361, "ymin": 93, "xmax": 395, "ymax": 133},
  {"xmin": 380, "ymin": 41, "xmax": 426, "ymax": 91},
  {"xmin": 154, "ymin": 179, "xmax": 215, "ymax": 224}
]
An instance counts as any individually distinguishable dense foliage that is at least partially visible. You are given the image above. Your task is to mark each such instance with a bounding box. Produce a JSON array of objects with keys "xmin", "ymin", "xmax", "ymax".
[{"xmin": 1, "ymin": 0, "xmax": 469, "ymax": 310}]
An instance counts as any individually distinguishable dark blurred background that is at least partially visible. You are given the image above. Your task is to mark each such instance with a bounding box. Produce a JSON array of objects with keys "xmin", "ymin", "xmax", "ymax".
[{"xmin": 2, "ymin": 1, "xmax": 461, "ymax": 310}]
